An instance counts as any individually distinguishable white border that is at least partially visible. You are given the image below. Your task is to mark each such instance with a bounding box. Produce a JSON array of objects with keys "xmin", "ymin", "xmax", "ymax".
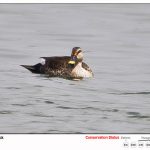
[{"xmin": 0, "ymin": 134, "xmax": 150, "ymax": 150}]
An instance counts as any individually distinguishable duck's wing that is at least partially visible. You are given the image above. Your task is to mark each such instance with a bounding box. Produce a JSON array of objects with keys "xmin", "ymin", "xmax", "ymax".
[
  {"xmin": 82, "ymin": 62, "xmax": 93, "ymax": 74},
  {"xmin": 40, "ymin": 56, "xmax": 71, "ymax": 69}
]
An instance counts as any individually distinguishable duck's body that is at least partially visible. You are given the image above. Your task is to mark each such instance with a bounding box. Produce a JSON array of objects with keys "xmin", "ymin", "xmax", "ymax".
[{"xmin": 21, "ymin": 47, "xmax": 93, "ymax": 80}]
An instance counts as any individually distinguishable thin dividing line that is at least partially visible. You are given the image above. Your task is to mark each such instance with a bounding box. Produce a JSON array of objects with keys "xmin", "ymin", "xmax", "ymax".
[{"xmin": 138, "ymin": 140, "xmax": 150, "ymax": 142}]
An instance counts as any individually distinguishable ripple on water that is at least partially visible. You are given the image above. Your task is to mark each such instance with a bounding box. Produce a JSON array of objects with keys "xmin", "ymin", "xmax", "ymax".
[
  {"xmin": 57, "ymin": 106, "xmax": 119, "ymax": 113},
  {"xmin": 0, "ymin": 110, "xmax": 14, "ymax": 114},
  {"xmin": 44, "ymin": 101, "xmax": 55, "ymax": 104},
  {"xmin": 28, "ymin": 112, "xmax": 54, "ymax": 118},
  {"xmin": 102, "ymin": 109, "xmax": 119, "ymax": 112},
  {"xmin": 12, "ymin": 103, "xmax": 33, "ymax": 107},
  {"xmin": 56, "ymin": 106, "xmax": 75, "ymax": 109},
  {"xmin": 111, "ymin": 91, "xmax": 150, "ymax": 95},
  {"xmin": 5, "ymin": 87, "xmax": 21, "ymax": 90},
  {"xmin": 127, "ymin": 112, "xmax": 150, "ymax": 119}
]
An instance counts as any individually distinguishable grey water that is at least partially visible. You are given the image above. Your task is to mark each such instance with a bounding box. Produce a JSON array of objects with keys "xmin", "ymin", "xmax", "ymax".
[{"xmin": 0, "ymin": 4, "xmax": 150, "ymax": 133}]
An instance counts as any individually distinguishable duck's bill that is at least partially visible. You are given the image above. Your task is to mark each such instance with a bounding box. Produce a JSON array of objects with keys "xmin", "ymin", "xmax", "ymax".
[{"xmin": 68, "ymin": 60, "xmax": 75, "ymax": 65}]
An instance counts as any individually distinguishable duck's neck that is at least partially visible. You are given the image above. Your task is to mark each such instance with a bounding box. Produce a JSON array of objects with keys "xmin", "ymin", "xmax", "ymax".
[{"xmin": 76, "ymin": 62, "xmax": 82, "ymax": 67}]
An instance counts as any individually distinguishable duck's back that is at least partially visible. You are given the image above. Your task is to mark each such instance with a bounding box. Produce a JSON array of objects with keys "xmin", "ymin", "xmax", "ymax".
[
  {"xmin": 40, "ymin": 56, "xmax": 71, "ymax": 77},
  {"xmin": 41, "ymin": 56, "xmax": 70, "ymax": 69}
]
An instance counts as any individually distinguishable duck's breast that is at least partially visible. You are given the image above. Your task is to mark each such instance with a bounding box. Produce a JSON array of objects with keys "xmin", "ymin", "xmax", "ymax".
[{"xmin": 71, "ymin": 63, "xmax": 93, "ymax": 78}]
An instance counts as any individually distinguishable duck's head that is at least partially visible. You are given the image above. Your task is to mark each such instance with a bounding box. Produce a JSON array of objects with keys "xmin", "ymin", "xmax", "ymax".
[{"xmin": 68, "ymin": 47, "xmax": 83, "ymax": 66}]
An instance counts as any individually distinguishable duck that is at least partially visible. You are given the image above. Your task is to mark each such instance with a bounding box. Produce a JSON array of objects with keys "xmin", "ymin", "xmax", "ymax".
[{"xmin": 21, "ymin": 47, "xmax": 93, "ymax": 80}]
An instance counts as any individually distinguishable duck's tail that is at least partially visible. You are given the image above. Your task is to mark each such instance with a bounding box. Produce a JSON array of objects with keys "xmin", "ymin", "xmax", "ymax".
[{"xmin": 21, "ymin": 63, "xmax": 43, "ymax": 74}]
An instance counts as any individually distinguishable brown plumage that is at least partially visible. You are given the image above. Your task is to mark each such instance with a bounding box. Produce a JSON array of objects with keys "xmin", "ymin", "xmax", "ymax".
[{"xmin": 21, "ymin": 47, "xmax": 93, "ymax": 80}]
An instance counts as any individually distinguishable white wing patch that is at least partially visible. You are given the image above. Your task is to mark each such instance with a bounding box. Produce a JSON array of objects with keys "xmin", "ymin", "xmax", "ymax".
[{"xmin": 40, "ymin": 58, "xmax": 46, "ymax": 65}]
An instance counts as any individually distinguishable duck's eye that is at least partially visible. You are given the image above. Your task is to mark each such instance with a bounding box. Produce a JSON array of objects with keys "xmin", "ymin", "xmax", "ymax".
[
  {"xmin": 77, "ymin": 50, "xmax": 82, "ymax": 54},
  {"xmin": 72, "ymin": 56, "xmax": 76, "ymax": 60}
]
